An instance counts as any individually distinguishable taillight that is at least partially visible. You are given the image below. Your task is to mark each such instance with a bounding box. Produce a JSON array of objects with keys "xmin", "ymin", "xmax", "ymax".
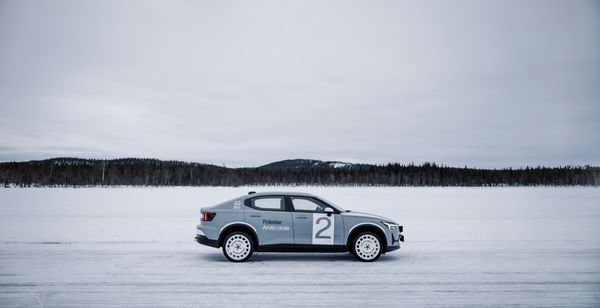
[{"xmin": 201, "ymin": 212, "xmax": 216, "ymax": 221}]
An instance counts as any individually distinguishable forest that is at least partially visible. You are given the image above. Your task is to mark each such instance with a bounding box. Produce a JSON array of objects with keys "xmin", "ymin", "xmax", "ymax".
[{"xmin": 1, "ymin": 157, "xmax": 598, "ymax": 187}]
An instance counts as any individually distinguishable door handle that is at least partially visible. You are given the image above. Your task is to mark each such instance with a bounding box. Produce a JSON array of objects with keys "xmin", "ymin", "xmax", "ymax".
[
  {"xmin": 296, "ymin": 216, "xmax": 308, "ymax": 219},
  {"xmin": 249, "ymin": 214, "xmax": 261, "ymax": 218}
]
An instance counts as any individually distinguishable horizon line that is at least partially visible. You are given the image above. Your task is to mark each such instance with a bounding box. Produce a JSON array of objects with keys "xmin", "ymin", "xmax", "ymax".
[{"xmin": 1, "ymin": 156, "xmax": 598, "ymax": 171}]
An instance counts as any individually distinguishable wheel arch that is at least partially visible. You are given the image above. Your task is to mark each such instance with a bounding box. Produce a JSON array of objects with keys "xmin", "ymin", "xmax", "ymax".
[
  {"xmin": 218, "ymin": 222, "xmax": 259, "ymax": 248},
  {"xmin": 346, "ymin": 223, "xmax": 388, "ymax": 253}
]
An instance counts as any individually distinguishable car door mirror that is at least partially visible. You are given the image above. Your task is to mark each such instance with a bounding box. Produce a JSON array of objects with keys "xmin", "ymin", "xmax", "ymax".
[{"xmin": 324, "ymin": 207, "xmax": 334, "ymax": 216}]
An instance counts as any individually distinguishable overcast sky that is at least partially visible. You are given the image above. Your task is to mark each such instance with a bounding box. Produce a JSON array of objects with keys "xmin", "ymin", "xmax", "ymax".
[{"xmin": 0, "ymin": 0, "xmax": 598, "ymax": 167}]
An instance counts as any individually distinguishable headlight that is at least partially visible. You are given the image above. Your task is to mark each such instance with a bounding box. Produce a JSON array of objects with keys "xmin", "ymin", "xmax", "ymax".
[{"xmin": 381, "ymin": 221, "xmax": 399, "ymax": 230}]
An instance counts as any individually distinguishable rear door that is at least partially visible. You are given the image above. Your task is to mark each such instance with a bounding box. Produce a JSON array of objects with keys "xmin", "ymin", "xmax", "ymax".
[
  {"xmin": 289, "ymin": 196, "xmax": 344, "ymax": 246},
  {"xmin": 244, "ymin": 196, "xmax": 294, "ymax": 246}
]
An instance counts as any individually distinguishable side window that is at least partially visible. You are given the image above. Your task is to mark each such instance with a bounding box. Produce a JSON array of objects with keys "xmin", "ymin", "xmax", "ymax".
[
  {"xmin": 252, "ymin": 197, "xmax": 284, "ymax": 211},
  {"xmin": 291, "ymin": 197, "xmax": 327, "ymax": 213}
]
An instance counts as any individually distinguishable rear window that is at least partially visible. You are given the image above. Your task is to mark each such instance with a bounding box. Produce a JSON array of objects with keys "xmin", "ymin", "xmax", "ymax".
[{"xmin": 250, "ymin": 197, "xmax": 284, "ymax": 211}]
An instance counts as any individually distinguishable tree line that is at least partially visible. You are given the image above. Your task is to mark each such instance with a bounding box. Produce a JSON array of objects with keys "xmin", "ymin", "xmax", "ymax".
[{"xmin": 0, "ymin": 157, "xmax": 599, "ymax": 187}]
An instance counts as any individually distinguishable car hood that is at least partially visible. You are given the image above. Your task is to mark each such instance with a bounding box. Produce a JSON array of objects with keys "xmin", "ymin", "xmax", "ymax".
[{"xmin": 341, "ymin": 211, "xmax": 395, "ymax": 223}]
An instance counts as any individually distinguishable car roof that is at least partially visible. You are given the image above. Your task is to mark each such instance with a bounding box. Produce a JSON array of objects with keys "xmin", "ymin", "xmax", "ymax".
[{"xmin": 243, "ymin": 191, "xmax": 319, "ymax": 198}]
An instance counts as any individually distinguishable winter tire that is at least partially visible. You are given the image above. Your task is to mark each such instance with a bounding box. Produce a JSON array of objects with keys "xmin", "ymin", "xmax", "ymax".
[
  {"xmin": 351, "ymin": 231, "xmax": 382, "ymax": 262},
  {"xmin": 222, "ymin": 232, "xmax": 254, "ymax": 262}
]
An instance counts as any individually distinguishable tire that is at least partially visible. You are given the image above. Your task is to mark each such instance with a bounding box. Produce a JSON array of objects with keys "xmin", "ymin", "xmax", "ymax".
[
  {"xmin": 222, "ymin": 231, "xmax": 254, "ymax": 262},
  {"xmin": 351, "ymin": 231, "xmax": 383, "ymax": 262}
]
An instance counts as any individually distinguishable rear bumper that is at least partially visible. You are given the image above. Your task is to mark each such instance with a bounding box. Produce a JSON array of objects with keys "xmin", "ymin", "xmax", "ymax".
[{"xmin": 195, "ymin": 235, "xmax": 219, "ymax": 248}]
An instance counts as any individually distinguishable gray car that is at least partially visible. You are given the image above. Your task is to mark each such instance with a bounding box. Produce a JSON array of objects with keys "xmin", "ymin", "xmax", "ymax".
[{"xmin": 195, "ymin": 191, "xmax": 404, "ymax": 262}]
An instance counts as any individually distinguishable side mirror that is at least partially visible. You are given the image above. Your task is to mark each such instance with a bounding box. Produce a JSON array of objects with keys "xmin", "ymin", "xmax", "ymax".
[{"xmin": 324, "ymin": 207, "xmax": 334, "ymax": 216}]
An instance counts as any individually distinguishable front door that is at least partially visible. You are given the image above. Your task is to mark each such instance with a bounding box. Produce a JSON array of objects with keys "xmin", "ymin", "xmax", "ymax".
[
  {"xmin": 289, "ymin": 196, "xmax": 343, "ymax": 246},
  {"xmin": 244, "ymin": 196, "xmax": 294, "ymax": 246}
]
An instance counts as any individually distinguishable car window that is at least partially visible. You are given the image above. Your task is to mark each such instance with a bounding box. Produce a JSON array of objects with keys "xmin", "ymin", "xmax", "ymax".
[
  {"xmin": 291, "ymin": 197, "xmax": 327, "ymax": 213},
  {"xmin": 252, "ymin": 197, "xmax": 284, "ymax": 211}
]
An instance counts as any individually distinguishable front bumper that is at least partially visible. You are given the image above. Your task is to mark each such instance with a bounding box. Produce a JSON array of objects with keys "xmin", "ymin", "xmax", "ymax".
[
  {"xmin": 391, "ymin": 226, "xmax": 404, "ymax": 244},
  {"xmin": 195, "ymin": 235, "xmax": 219, "ymax": 248},
  {"xmin": 386, "ymin": 226, "xmax": 404, "ymax": 252},
  {"xmin": 387, "ymin": 245, "xmax": 400, "ymax": 252}
]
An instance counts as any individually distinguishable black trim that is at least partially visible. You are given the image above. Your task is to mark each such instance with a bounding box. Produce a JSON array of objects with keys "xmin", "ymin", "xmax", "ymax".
[
  {"xmin": 244, "ymin": 195, "xmax": 340, "ymax": 214},
  {"xmin": 283, "ymin": 196, "xmax": 293, "ymax": 211},
  {"xmin": 218, "ymin": 224, "xmax": 260, "ymax": 248},
  {"xmin": 195, "ymin": 235, "xmax": 219, "ymax": 248},
  {"xmin": 348, "ymin": 226, "xmax": 388, "ymax": 253},
  {"xmin": 386, "ymin": 245, "xmax": 400, "ymax": 252},
  {"xmin": 256, "ymin": 244, "xmax": 347, "ymax": 253}
]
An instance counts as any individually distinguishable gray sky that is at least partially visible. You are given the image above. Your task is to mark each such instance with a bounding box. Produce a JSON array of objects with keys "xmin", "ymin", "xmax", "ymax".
[{"xmin": 0, "ymin": 0, "xmax": 599, "ymax": 167}]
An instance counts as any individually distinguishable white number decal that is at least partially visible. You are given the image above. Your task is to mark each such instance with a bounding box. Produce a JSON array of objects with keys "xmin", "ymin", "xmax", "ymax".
[{"xmin": 312, "ymin": 214, "xmax": 334, "ymax": 245}]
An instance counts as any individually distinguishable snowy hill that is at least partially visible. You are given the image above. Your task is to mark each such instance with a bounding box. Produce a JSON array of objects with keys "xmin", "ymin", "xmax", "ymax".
[{"xmin": 258, "ymin": 159, "xmax": 359, "ymax": 170}]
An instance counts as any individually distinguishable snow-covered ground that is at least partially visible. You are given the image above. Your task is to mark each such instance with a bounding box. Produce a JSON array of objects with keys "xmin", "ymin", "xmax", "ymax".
[{"xmin": 1, "ymin": 187, "xmax": 599, "ymax": 307}]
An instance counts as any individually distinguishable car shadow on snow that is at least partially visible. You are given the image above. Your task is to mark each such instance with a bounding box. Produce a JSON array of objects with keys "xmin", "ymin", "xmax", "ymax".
[{"xmin": 197, "ymin": 252, "xmax": 404, "ymax": 263}]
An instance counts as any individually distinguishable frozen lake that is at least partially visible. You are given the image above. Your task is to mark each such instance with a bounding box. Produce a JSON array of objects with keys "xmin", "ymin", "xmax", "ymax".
[{"xmin": 1, "ymin": 187, "xmax": 599, "ymax": 307}]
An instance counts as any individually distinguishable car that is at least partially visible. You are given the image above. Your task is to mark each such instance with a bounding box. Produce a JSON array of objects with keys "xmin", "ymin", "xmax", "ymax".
[{"xmin": 195, "ymin": 191, "xmax": 404, "ymax": 262}]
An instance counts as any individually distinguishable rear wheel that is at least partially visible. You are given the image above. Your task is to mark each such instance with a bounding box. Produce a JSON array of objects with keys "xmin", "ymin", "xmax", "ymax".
[
  {"xmin": 351, "ymin": 232, "xmax": 382, "ymax": 262},
  {"xmin": 222, "ymin": 232, "xmax": 254, "ymax": 262}
]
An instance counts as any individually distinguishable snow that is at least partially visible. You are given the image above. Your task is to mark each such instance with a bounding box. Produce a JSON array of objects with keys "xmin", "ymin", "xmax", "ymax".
[
  {"xmin": 329, "ymin": 162, "xmax": 351, "ymax": 168},
  {"xmin": 1, "ymin": 187, "xmax": 599, "ymax": 307}
]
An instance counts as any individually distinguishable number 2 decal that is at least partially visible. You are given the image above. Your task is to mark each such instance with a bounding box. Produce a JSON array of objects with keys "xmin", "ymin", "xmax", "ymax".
[
  {"xmin": 315, "ymin": 217, "xmax": 331, "ymax": 239},
  {"xmin": 312, "ymin": 214, "xmax": 334, "ymax": 245}
]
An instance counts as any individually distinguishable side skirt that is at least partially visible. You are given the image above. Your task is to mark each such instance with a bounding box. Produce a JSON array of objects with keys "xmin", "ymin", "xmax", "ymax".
[{"xmin": 256, "ymin": 244, "xmax": 348, "ymax": 253}]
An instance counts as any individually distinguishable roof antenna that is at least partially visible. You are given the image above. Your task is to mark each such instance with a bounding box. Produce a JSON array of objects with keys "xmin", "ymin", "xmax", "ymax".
[{"xmin": 248, "ymin": 191, "xmax": 256, "ymax": 195}]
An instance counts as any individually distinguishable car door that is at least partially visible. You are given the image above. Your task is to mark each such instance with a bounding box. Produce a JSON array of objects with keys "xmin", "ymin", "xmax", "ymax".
[
  {"xmin": 289, "ymin": 196, "xmax": 344, "ymax": 246},
  {"xmin": 244, "ymin": 195, "xmax": 294, "ymax": 246}
]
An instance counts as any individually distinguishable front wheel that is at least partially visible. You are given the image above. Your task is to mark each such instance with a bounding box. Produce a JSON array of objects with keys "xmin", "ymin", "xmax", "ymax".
[
  {"xmin": 351, "ymin": 232, "xmax": 383, "ymax": 262},
  {"xmin": 222, "ymin": 232, "xmax": 254, "ymax": 262}
]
